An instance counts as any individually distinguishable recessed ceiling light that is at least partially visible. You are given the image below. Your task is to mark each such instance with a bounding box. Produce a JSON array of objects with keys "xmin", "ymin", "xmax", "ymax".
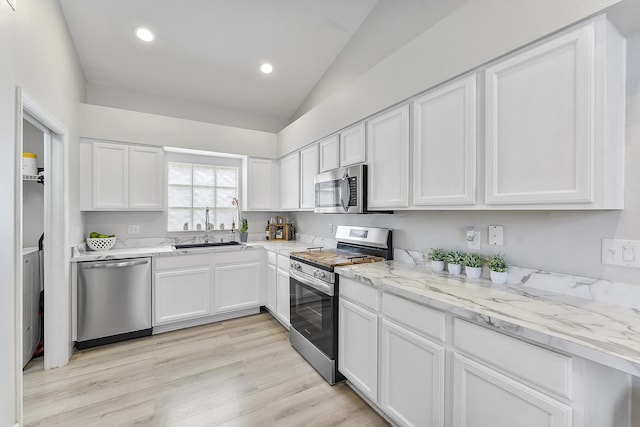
[
  {"xmin": 260, "ymin": 63, "xmax": 273, "ymax": 74},
  {"xmin": 134, "ymin": 27, "xmax": 155, "ymax": 42}
]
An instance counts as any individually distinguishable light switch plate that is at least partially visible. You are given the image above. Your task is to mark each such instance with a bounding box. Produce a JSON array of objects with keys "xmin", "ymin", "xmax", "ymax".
[
  {"xmin": 467, "ymin": 229, "xmax": 481, "ymax": 250},
  {"xmin": 128, "ymin": 224, "xmax": 140, "ymax": 234},
  {"xmin": 6, "ymin": 0, "xmax": 16, "ymax": 11},
  {"xmin": 488, "ymin": 225, "xmax": 504, "ymax": 246},
  {"xmin": 602, "ymin": 238, "xmax": 640, "ymax": 268}
]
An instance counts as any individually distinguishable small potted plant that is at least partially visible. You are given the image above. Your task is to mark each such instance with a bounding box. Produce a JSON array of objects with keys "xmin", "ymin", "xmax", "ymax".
[
  {"xmin": 486, "ymin": 253, "xmax": 509, "ymax": 284},
  {"xmin": 446, "ymin": 250, "xmax": 465, "ymax": 275},
  {"xmin": 463, "ymin": 252, "xmax": 483, "ymax": 279},
  {"xmin": 427, "ymin": 248, "xmax": 447, "ymax": 272},
  {"xmin": 239, "ymin": 218, "xmax": 249, "ymax": 242}
]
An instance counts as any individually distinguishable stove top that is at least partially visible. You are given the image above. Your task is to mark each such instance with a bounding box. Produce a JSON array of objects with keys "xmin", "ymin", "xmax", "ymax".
[{"xmin": 290, "ymin": 247, "xmax": 385, "ymax": 269}]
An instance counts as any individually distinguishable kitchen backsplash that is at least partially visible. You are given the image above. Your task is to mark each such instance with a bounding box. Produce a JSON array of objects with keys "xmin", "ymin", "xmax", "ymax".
[{"xmin": 395, "ymin": 248, "xmax": 640, "ymax": 312}]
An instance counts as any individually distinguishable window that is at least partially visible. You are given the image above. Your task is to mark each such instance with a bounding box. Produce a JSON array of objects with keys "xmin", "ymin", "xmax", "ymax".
[{"xmin": 167, "ymin": 162, "xmax": 239, "ymax": 232}]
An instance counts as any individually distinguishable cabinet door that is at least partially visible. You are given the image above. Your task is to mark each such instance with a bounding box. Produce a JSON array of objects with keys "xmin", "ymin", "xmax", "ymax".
[
  {"xmin": 276, "ymin": 267, "xmax": 290, "ymax": 326},
  {"xmin": 279, "ymin": 152, "xmax": 300, "ymax": 210},
  {"xmin": 367, "ymin": 105, "xmax": 410, "ymax": 209},
  {"xmin": 244, "ymin": 158, "xmax": 276, "ymax": 210},
  {"xmin": 485, "ymin": 24, "xmax": 594, "ymax": 205},
  {"xmin": 319, "ymin": 135, "xmax": 340, "ymax": 172},
  {"xmin": 380, "ymin": 319, "xmax": 444, "ymax": 427},
  {"xmin": 266, "ymin": 263, "xmax": 277, "ymax": 313},
  {"xmin": 213, "ymin": 262, "xmax": 261, "ymax": 313},
  {"xmin": 299, "ymin": 144, "xmax": 319, "ymax": 210},
  {"xmin": 453, "ymin": 353, "xmax": 571, "ymax": 427},
  {"xmin": 413, "ymin": 75, "xmax": 476, "ymax": 206},
  {"xmin": 340, "ymin": 123, "xmax": 366, "ymax": 167},
  {"xmin": 154, "ymin": 267, "xmax": 211, "ymax": 325},
  {"xmin": 339, "ymin": 298, "xmax": 378, "ymax": 403},
  {"xmin": 92, "ymin": 142, "xmax": 129, "ymax": 209},
  {"xmin": 129, "ymin": 145, "xmax": 164, "ymax": 210}
]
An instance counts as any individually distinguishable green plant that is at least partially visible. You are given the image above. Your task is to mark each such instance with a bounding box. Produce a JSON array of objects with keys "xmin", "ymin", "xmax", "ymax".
[
  {"xmin": 486, "ymin": 253, "xmax": 508, "ymax": 272},
  {"xmin": 463, "ymin": 252, "xmax": 484, "ymax": 268},
  {"xmin": 427, "ymin": 248, "xmax": 447, "ymax": 262},
  {"xmin": 446, "ymin": 250, "xmax": 465, "ymax": 265},
  {"xmin": 239, "ymin": 218, "xmax": 248, "ymax": 233}
]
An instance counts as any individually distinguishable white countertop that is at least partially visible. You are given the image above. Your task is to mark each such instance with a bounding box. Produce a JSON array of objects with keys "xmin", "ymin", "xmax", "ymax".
[
  {"xmin": 23, "ymin": 247, "xmax": 39, "ymax": 256},
  {"xmin": 71, "ymin": 239, "xmax": 315, "ymax": 262},
  {"xmin": 335, "ymin": 260, "xmax": 640, "ymax": 377}
]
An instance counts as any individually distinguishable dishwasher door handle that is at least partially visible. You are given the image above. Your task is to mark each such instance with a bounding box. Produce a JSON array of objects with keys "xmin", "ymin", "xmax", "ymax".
[{"xmin": 79, "ymin": 259, "xmax": 150, "ymax": 269}]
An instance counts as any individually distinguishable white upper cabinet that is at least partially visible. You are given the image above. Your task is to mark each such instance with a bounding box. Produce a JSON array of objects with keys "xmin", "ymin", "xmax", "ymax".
[
  {"xmin": 484, "ymin": 15, "xmax": 624, "ymax": 208},
  {"xmin": 129, "ymin": 145, "xmax": 164, "ymax": 210},
  {"xmin": 279, "ymin": 152, "xmax": 300, "ymax": 210},
  {"xmin": 299, "ymin": 143, "xmax": 319, "ymax": 210},
  {"xmin": 243, "ymin": 157, "xmax": 278, "ymax": 211},
  {"xmin": 319, "ymin": 134, "xmax": 340, "ymax": 172},
  {"xmin": 367, "ymin": 105, "xmax": 410, "ymax": 209},
  {"xmin": 412, "ymin": 75, "xmax": 476, "ymax": 207},
  {"xmin": 340, "ymin": 122, "xmax": 366, "ymax": 167},
  {"xmin": 80, "ymin": 138, "xmax": 164, "ymax": 211}
]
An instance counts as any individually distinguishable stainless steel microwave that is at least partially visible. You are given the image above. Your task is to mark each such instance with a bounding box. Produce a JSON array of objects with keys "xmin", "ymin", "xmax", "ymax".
[{"xmin": 314, "ymin": 164, "xmax": 369, "ymax": 214}]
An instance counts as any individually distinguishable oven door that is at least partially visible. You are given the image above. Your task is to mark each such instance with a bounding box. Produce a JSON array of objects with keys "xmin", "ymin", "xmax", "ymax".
[{"xmin": 289, "ymin": 270, "xmax": 336, "ymax": 359}]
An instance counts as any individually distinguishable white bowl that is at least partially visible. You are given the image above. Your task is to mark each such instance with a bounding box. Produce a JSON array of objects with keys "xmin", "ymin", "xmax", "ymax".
[{"xmin": 86, "ymin": 237, "xmax": 116, "ymax": 251}]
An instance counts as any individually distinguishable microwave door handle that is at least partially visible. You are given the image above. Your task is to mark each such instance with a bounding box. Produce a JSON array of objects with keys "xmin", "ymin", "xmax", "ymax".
[{"xmin": 340, "ymin": 174, "xmax": 350, "ymax": 212}]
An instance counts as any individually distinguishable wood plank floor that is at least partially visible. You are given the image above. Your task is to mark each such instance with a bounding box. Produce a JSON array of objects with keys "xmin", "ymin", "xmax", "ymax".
[{"xmin": 23, "ymin": 312, "xmax": 389, "ymax": 426}]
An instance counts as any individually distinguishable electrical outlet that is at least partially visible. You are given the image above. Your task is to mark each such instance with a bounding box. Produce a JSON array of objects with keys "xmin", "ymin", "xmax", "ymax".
[
  {"xmin": 602, "ymin": 238, "xmax": 640, "ymax": 268},
  {"xmin": 328, "ymin": 223, "xmax": 333, "ymax": 233},
  {"xmin": 488, "ymin": 225, "xmax": 504, "ymax": 246},
  {"xmin": 128, "ymin": 224, "xmax": 140, "ymax": 234},
  {"xmin": 467, "ymin": 227, "xmax": 481, "ymax": 250}
]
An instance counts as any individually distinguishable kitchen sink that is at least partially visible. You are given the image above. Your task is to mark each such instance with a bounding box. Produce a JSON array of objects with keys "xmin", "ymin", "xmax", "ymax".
[{"xmin": 174, "ymin": 241, "xmax": 242, "ymax": 249}]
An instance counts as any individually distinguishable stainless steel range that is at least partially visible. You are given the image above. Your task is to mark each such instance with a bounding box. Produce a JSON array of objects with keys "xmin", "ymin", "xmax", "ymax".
[{"xmin": 289, "ymin": 225, "xmax": 392, "ymax": 384}]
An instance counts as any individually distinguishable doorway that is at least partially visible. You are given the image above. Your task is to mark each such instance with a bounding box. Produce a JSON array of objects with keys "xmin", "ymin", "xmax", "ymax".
[{"xmin": 15, "ymin": 88, "xmax": 70, "ymax": 424}]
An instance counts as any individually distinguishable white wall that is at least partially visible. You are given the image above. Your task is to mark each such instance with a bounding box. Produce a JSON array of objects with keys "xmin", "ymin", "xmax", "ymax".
[
  {"xmin": 278, "ymin": 0, "xmax": 623, "ymax": 156},
  {"xmin": 79, "ymin": 104, "xmax": 278, "ymax": 158},
  {"xmin": 0, "ymin": 1, "xmax": 85, "ymax": 425},
  {"xmin": 87, "ymin": 82, "xmax": 289, "ymax": 133}
]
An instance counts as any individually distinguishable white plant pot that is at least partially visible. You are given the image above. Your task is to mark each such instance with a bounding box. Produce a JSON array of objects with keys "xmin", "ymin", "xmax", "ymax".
[
  {"xmin": 465, "ymin": 266, "xmax": 482, "ymax": 279},
  {"xmin": 431, "ymin": 260, "xmax": 445, "ymax": 272},
  {"xmin": 490, "ymin": 270, "xmax": 508, "ymax": 284},
  {"xmin": 447, "ymin": 263, "xmax": 462, "ymax": 275}
]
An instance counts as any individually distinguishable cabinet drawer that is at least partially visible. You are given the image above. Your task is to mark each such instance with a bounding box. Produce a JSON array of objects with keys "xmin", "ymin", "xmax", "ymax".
[
  {"xmin": 382, "ymin": 293, "xmax": 445, "ymax": 342},
  {"xmin": 340, "ymin": 277, "xmax": 378, "ymax": 311},
  {"xmin": 154, "ymin": 254, "xmax": 211, "ymax": 271},
  {"xmin": 267, "ymin": 251, "xmax": 276, "ymax": 265},
  {"xmin": 454, "ymin": 318, "xmax": 573, "ymax": 399},
  {"xmin": 215, "ymin": 249, "xmax": 262, "ymax": 264},
  {"xmin": 277, "ymin": 254, "xmax": 289, "ymax": 268}
]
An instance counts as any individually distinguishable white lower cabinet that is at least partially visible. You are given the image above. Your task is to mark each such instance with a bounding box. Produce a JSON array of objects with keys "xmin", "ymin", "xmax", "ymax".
[
  {"xmin": 266, "ymin": 260, "xmax": 277, "ymax": 313},
  {"xmin": 337, "ymin": 284, "xmax": 632, "ymax": 427},
  {"xmin": 276, "ymin": 260, "xmax": 290, "ymax": 327},
  {"xmin": 339, "ymin": 297, "xmax": 378, "ymax": 403},
  {"xmin": 154, "ymin": 266, "xmax": 212, "ymax": 325},
  {"xmin": 453, "ymin": 353, "xmax": 571, "ymax": 427},
  {"xmin": 213, "ymin": 261, "xmax": 261, "ymax": 313},
  {"xmin": 153, "ymin": 249, "xmax": 263, "ymax": 331},
  {"xmin": 380, "ymin": 319, "xmax": 444, "ymax": 427}
]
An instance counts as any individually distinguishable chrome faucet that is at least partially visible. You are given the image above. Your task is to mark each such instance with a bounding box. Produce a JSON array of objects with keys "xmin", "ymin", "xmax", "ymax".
[{"xmin": 204, "ymin": 207, "xmax": 211, "ymax": 243}]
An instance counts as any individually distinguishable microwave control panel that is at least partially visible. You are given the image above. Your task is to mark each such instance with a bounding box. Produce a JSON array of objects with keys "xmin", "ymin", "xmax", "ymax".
[{"xmin": 348, "ymin": 176, "xmax": 357, "ymax": 206}]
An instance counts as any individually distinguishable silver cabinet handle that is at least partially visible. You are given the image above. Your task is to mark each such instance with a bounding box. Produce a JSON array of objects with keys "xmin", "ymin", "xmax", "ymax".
[{"xmin": 79, "ymin": 258, "xmax": 150, "ymax": 269}]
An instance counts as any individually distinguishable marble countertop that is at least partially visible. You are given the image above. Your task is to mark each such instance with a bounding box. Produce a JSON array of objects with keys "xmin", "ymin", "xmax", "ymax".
[
  {"xmin": 335, "ymin": 260, "xmax": 640, "ymax": 377},
  {"xmin": 71, "ymin": 239, "xmax": 321, "ymax": 262}
]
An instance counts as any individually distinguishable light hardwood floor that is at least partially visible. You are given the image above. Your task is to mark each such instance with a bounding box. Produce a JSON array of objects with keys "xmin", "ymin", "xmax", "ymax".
[{"xmin": 23, "ymin": 312, "xmax": 389, "ymax": 426}]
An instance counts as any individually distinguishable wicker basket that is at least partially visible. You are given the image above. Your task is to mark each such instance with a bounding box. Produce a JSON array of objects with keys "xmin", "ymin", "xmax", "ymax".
[{"xmin": 86, "ymin": 236, "xmax": 116, "ymax": 251}]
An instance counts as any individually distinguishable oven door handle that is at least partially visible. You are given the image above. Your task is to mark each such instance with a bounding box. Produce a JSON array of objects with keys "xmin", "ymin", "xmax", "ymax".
[{"xmin": 290, "ymin": 269, "xmax": 334, "ymax": 296}]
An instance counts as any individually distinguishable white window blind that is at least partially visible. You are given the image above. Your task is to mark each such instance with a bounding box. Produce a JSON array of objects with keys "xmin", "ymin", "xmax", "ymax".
[{"xmin": 167, "ymin": 162, "xmax": 239, "ymax": 232}]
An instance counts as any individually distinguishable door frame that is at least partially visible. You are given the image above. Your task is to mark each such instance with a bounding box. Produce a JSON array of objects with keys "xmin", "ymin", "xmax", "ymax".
[{"xmin": 15, "ymin": 88, "xmax": 70, "ymax": 422}]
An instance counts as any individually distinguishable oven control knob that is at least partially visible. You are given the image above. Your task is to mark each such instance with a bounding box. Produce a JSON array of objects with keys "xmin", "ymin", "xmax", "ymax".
[
  {"xmin": 314, "ymin": 270, "xmax": 326, "ymax": 279},
  {"xmin": 290, "ymin": 262, "xmax": 301, "ymax": 270}
]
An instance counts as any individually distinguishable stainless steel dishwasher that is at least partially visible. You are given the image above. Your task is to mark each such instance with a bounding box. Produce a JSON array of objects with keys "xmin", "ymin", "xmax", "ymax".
[{"xmin": 77, "ymin": 257, "xmax": 152, "ymax": 349}]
